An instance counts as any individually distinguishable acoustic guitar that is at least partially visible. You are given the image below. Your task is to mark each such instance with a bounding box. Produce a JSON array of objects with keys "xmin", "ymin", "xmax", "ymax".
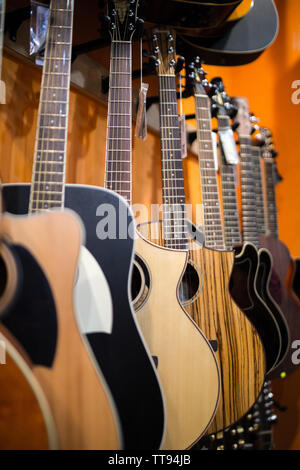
[
  {"xmin": 177, "ymin": 0, "xmax": 279, "ymax": 66},
  {"xmin": 133, "ymin": 31, "xmax": 221, "ymax": 450},
  {"xmin": 258, "ymin": 128, "xmax": 300, "ymax": 378},
  {"xmin": 139, "ymin": 0, "xmax": 242, "ymax": 36},
  {"xmin": 138, "ymin": 31, "xmax": 265, "ymax": 439},
  {"xmin": 211, "ymin": 84, "xmax": 289, "ymax": 372},
  {"xmin": 0, "ymin": 209, "xmax": 121, "ymax": 449},
  {"xmin": 2, "ymin": 0, "xmax": 165, "ymax": 449},
  {"xmin": 0, "ymin": 230, "xmax": 57, "ymax": 449}
]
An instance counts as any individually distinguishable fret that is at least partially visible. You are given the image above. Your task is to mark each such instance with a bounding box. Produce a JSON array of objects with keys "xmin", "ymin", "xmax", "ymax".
[{"xmin": 29, "ymin": 0, "xmax": 74, "ymax": 213}]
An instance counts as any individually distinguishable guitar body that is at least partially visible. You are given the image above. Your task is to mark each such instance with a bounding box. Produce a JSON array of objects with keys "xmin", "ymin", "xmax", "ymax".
[
  {"xmin": 256, "ymin": 249, "xmax": 290, "ymax": 367},
  {"xmin": 230, "ymin": 243, "xmax": 281, "ymax": 372},
  {"xmin": 2, "ymin": 183, "xmax": 165, "ymax": 450},
  {"xmin": 135, "ymin": 223, "xmax": 220, "ymax": 450},
  {"xmin": 0, "ymin": 210, "xmax": 121, "ymax": 449},
  {"xmin": 177, "ymin": 0, "xmax": 278, "ymax": 66},
  {"xmin": 0, "ymin": 326, "xmax": 57, "ymax": 449},
  {"xmin": 260, "ymin": 235, "xmax": 300, "ymax": 378},
  {"xmin": 185, "ymin": 241, "xmax": 265, "ymax": 434},
  {"xmin": 289, "ymin": 258, "xmax": 300, "ymax": 307},
  {"xmin": 139, "ymin": 0, "xmax": 242, "ymax": 36},
  {"xmin": 138, "ymin": 220, "xmax": 264, "ymax": 437}
]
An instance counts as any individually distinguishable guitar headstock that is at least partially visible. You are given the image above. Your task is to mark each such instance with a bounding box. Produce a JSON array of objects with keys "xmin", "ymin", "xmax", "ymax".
[
  {"xmin": 210, "ymin": 76, "xmax": 236, "ymax": 119},
  {"xmin": 152, "ymin": 30, "xmax": 177, "ymax": 76},
  {"xmin": 232, "ymin": 97, "xmax": 252, "ymax": 136},
  {"xmin": 191, "ymin": 57, "xmax": 213, "ymax": 96},
  {"xmin": 106, "ymin": 0, "xmax": 141, "ymax": 41}
]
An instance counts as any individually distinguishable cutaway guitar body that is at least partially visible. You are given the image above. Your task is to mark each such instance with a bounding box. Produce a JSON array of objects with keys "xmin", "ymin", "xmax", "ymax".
[
  {"xmin": 2, "ymin": 183, "xmax": 165, "ymax": 450},
  {"xmin": 134, "ymin": 225, "xmax": 220, "ymax": 450},
  {"xmin": 260, "ymin": 235, "xmax": 300, "ymax": 378},
  {"xmin": 0, "ymin": 211, "xmax": 121, "ymax": 449},
  {"xmin": 230, "ymin": 243, "xmax": 280, "ymax": 371},
  {"xmin": 137, "ymin": 220, "xmax": 265, "ymax": 439}
]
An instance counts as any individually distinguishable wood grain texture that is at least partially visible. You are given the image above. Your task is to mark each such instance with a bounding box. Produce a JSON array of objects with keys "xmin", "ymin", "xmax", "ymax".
[
  {"xmin": 0, "ymin": 326, "xmax": 56, "ymax": 450},
  {"xmin": 138, "ymin": 221, "xmax": 266, "ymax": 435},
  {"xmin": 134, "ymin": 230, "xmax": 220, "ymax": 450},
  {"xmin": 0, "ymin": 211, "xmax": 121, "ymax": 449}
]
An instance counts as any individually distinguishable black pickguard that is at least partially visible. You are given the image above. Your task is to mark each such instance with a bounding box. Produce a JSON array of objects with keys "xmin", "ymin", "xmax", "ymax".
[
  {"xmin": 3, "ymin": 184, "xmax": 165, "ymax": 450},
  {"xmin": 230, "ymin": 243, "xmax": 281, "ymax": 372}
]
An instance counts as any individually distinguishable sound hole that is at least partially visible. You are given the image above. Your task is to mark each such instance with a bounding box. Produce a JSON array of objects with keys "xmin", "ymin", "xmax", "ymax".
[
  {"xmin": 179, "ymin": 261, "xmax": 201, "ymax": 304},
  {"xmin": 131, "ymin": 255, "xmax": 150, "ymax": 311}
]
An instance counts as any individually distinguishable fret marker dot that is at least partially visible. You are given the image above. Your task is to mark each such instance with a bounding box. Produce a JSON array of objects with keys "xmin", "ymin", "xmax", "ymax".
[
  {"xmin": 59, "ymin": 155, "xmax": 63, "ymax": 160},
  {"xmin": 58, "ymin": 34, "xmax": 61, "ymax": 38},
  {"xmin": 53, "ymin": 93, "xmax": 56, "ymax": 98},
  {"xmin": 44, "ymin": 203, "xmax": 48, "ymax": 209},
  {"xmin": 46, "ymin": 185, "xmax": 49, "ymax": 190},
  {"xmin": 50, "ymin": 120, "xmax": 54, "ymax": 124},
  {"xmin": 55, "ymin": 64, "xmax": 58, "ymax": 69},
  {"xmin": 37, "ymin": 154, "xmax": 40, "ymax": 160}
]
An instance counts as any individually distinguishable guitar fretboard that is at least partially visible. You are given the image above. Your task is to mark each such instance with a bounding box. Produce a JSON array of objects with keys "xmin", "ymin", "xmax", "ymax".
[
  {"xmin": 218, "ymin": 115, "xmax": 241, "ymax": 250},
  {"xmin": 159, "ymin": 74, "xmax": 188, "ymax": 250},
  {"xmin": 263, "ymin": 156, "xmax": 279, "ymax": 237},
  {"xmin": 252, "ymin": 146, "xmax": 266, "ymax": 236},
  {"xmin": 105, "ymin": 40, "xmax": 132, "ymax": 205},
  {"xmin": 29, "ymin": 0, "xmax": 73, "ymax": 213},
  {"xmin": 195, "ymin": 94, "xmax": 225, "ymax": 250},
  {"xmin": 239, "ymin": 135, "xmax": 259, "ymax": 247}
]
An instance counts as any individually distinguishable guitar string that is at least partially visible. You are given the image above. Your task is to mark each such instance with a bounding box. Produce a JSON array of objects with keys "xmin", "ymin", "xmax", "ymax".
[
  {"xmin": 196, "ymin": 93, "xmax": 225, "ymax": 250},
  {"xmin": 218, "ymin": 114, "xmax": 241, "ymax": 249}
]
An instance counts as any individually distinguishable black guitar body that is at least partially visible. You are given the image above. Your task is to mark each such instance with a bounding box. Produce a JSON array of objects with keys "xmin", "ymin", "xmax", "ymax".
[
  {"xmin": 139, "ymin": 0, "xmax": 241, "ymax": 36},
  {"xmin": 291, "ymin": 258, "xmax": 300, "ymax": 306},
  {"xmin": 256, "ymin": 249, "xmax": 290, "ymax": 368},
  {"xmin": 2, "ymin": 183, "xmax": 165, "ymax": 450},
  {"xmin": 229, "ymin": 242, "xmax": 281, "ymax": 372},
  {"xmin": 177, "ymin": 0, "xmax": 278, "ymax": 66}
]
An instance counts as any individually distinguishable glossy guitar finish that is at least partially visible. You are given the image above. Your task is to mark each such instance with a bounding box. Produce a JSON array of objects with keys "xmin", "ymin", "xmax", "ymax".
[
  {"xmin": 139, "ymin": 0, "xmax": 242, "ymax": 36},
  {"xmin": 0, "ymin": 210, "xmax": 121, "ymax": 449},
  {"xmin": 138, "ymin": 221, "xmax": 264, "ymax": 436},
  {"xmin": 290, "ymin": 258, "xmax": 300, "ymax": 307},
  {"xmin": 2, "ymin": 183, "xmax": 166, "ymax": 450},
  {"xmin": 260, "ymin": 234, "xmax": 300, "ymax": 378},
  {"xmin": 135, "ymin": 226, "xmax": 220, "ymax": 449}
]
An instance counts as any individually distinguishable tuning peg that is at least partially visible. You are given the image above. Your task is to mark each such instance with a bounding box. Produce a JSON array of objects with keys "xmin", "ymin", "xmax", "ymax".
[
  {"xmin": 216, "ymin": 445, "xmax": 225, "ymax": 450},
  {"xmin": 237, "ymin": 426, "xmax": 244, "ymax": 434},
  {"xmin": 209, "ymin": 434, "xmax": 216, "ymax": 441},
  {"xmin": 230, "ymin": 428, "xmax": 237, "ymax": 436},
  {"xmin": 264, "ymin": 391, "xmax": 274, "ymax": 400},
  {"xmin": 267, "ymin": 414, "xmax": 278, "ymax": 424},
  {"xmin": 211, "ymin": 76, "xmax": 224, "ymax": 93},
  {"xmin": 232, "ymin": 443, "xmax": 239, "ymax": 450},
  {"xmin": 211, "ymin": 103, "xmax": 218, "ymax": 118},
  {"xmin": 175, "ymin": 56, "xmax": 185, "ymax": 74}
]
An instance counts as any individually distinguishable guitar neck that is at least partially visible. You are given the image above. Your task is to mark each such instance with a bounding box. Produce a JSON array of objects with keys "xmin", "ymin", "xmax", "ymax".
[
  {"xmin": 0, "ymin": 0, "xmax": 5, "ymax": 79},
  {"xmin": 194, "ymin": 93, "xmax": 225, "ymax": 250},
  {"xmin": 239, "ymin": 135, "xmax": 259, "ymax": 247},
  {"xmin": 159, "ymin": 74, "xmax": 188, "ymax": 250},
  {"xmin": 263, "ymin": 155, "xmax": 279, "ymax": 237},
  {"xmin": 29, "ymin": 0, "xmax": 74, "ymax": 214},
  {"xmin": 251, "ymin": 145, "xmax": 267, "ymax": 236},
  {"xmin": 105, "ymin": 40, "xmax": 132, "ymax": 205},
  {"xmin": 217, "ymin": 114, "xmax": 241, "ymax": 250}
]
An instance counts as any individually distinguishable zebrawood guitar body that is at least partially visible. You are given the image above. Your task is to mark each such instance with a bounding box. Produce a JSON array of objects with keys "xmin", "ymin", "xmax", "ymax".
[
  {"xmin": 2, "ymin": 183, "xmax": 165, "ymax": 450},
  {"xmin": 138, "ymin": 221, "xmax": 265, "ymax": 435},
  {"xmin": 260, "ymin": 235, "xmax": 300, "ymax": 378},
  {"xmin": 0, "ymin": 210, "xmax": 121, "ymax": 449},
  {"xmin": 134, "ymin": 225, "xmax": 220, "ymax": 450},
  {"xmin": 0, "ymin": 326, "xmax": 57, "ymax": 449}
]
